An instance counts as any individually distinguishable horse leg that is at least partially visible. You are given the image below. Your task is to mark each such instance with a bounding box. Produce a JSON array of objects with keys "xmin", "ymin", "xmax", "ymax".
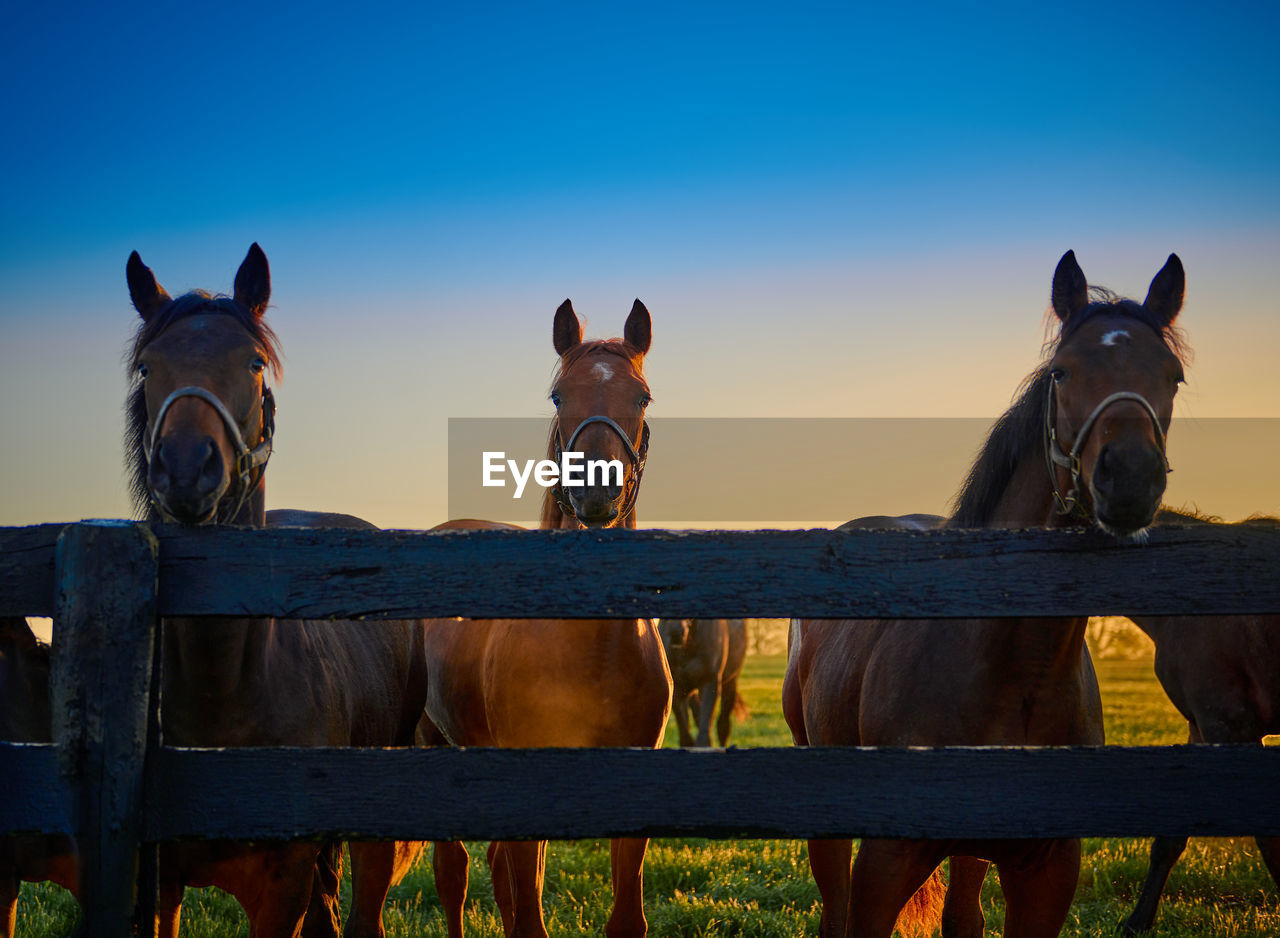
[
  {"xmin": 496, "ymin": 840, "xmax": 548, "ymax": 938},
  {"xmin": 997, "ymin": 839, "xmax": 1080, "ymax": 938},
  {"xmin": 346, "ymin": 841, "xmax": 425, "ymax": 938},
  {"xmin": 694, "ymin": 679, "xmax": 719, "ymax": 747},
  {"xmin": 942, "ymin": 856, "xmax": 988, "ymax": 938},
  {"xmin": 605, "ymin": 837, "xmax": 649, "ymax": 938},
  {"xmin": 672, "ymin": 694, "xmax": 694, "ymax": 748},
  {"xmin": 301, "ymin": 841, "xmax": 342, "ymax": 938},
  {"xmin": 847, "ymin": 838, "xmax": 947, "ymax": 938},
  {"xmin": 486, "ymin": 841, "xmax": 515, "ymax": 935},
  {"xmin": 155, "ymin": 862, "xmax": 185, "ymax": 938},
  {"xmin": 432, "ymin": 841, "xmax": 470, "ymax": 938},
  {"xmin": 806, "ymin": 838, "xmax": 852, "ymax": 938},
  {"xmin": 1120, "ymin": 835, "xmax": 1187, "ymax": 934},
  {"xmin": 716, "ymin": 675, "xmax": 738, "ymax": 747},
  {"xmin": 240, "ymin": 843, "xmax": 323, "ymax": 938},
  {"xmin": 1257, "ymin": 835, "xmax": 1280, "ymax": 888},
  {"xmin": 1, "ymin": 872, "xmax": 16, "ymax": 938}
]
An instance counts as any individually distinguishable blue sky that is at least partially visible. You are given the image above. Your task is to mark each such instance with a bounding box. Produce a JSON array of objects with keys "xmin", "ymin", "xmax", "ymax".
[{"xmin": 2, "ymin": 2, "xmax": 1278, "ymax": 526}]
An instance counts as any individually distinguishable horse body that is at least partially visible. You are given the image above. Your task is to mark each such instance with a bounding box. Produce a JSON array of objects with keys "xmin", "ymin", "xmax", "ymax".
[
  {"xmin": 783, "ymin": 251, "xmax": 1187, "ymax": 938},
  {"xmin": 1120, "ymin": 511, "xmax": 1280, "ymax": 933},
  {"xmin": 659, "ymin": 619, "xmax": 748, "ymax": 747},
  {"xmin": 126, "ymin": 246, "xmax": 428, "ymax": 938},
  {"xmin": 0, "ymin": 617, "xmax": 77, "ymax": 938},
  {"xmin": 422, "ymin": 300, "xmax": 672, "ymax": 938}
]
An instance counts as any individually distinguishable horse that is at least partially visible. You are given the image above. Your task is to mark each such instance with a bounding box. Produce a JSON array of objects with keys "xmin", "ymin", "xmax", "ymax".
[
  {"xmin": 420, "ymin": 298, "xmax": 672, "ymax": 938},
  {"xmin": 125, "ymin": 245, "xmax": 428, "ymax": 938},
  {"xmin": 782, "ymin": 250, "xmax": 1188, "ymax": 938},
  {"xmin": 0, "ymin": 617, "xmax": 78, "ymax": 937},
  {"xmin": 1119, "ymin": 508, "xmax": 1280, "ymax": 933},
  {"xmin": 658, "ymin": 619, "xmax": 748, "ymax": 747}
]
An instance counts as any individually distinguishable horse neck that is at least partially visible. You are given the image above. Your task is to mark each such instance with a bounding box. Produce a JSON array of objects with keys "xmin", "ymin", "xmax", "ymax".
[
  {"xmin": 965, "ymin": 439, "xmax": 1077, "ymax": 531},
  {"xmin": 162, "ymin": 479, "xmax": 272, "ymax": 705}
]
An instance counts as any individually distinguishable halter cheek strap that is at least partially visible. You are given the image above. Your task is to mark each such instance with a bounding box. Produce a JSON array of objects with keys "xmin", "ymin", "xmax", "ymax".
[
  {"xmin": 552, "ymin": 416, "xmax": 650, "ymax": 526},
  {"xmin": 146, "ymin": 385, "xmax": 276, "ymax": 524},
  {"xmin": 1045, "ymin": 384, "xmax": 1170, "ymax": 518}
]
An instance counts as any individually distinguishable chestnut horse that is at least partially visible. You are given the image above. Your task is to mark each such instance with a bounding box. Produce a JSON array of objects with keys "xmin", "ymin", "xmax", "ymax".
[
  {"xmin": 783, "ymin": 250, "xmax": 1188, "ymax": 938},
  {"xmin": 1120, "ymin": 508, "xmax": 1280, "ymax": 933},
  {"xmin": 126, "ymin": 246, "xmax": 428, "ymax": 938},
  {"xmin": 658, "ymin": 619, "xmax": 748, "ymax": 747},
  {"xmin": 0, "ymin": 617, "xmax": 77, "ymax": 937},
  {"xmin": 421, "ymin": 299, "xmax": 672, "ymax": 938}
]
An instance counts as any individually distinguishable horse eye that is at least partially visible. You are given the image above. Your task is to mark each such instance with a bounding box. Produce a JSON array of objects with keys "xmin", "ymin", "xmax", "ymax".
[
  {"xmin": 639, "ymin": 393, "xmax": 652, "ymax": 408},
  {"xmin": 550, "ymin": 392, "xmax": 562, "ymax": 408},
  {"xmin": 250, "ymin": 357, "xmax": 267, "ymax": 375},
  {"xmin": 137, "ymin": 363, "xmax": 149, "ymax": 379},
  {"xmin": 1049, "ymin": 368, "xmax": 1067, "ymax": 384}
]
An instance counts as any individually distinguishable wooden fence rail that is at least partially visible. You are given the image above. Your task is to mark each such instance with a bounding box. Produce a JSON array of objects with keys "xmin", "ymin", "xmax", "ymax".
[{"xmin": 2, "ymin": 520, "xmax": 1279, "ymax": 937}]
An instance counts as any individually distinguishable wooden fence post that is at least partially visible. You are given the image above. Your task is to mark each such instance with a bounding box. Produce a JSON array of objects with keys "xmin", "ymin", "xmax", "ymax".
[{"xmin": 52, "ymin": 521, "xmax": 158, "ymax": 938}]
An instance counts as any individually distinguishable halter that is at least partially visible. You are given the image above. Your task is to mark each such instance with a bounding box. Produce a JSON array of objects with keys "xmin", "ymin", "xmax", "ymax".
[
  {"xmin": 146, "ymin": 385, "xmax": 276, "ymax": 524},
  {"xmin": 1044, "ymin": 382, "xmax": 1169, "ymax": 518},
  {"xmin": 551, "ymin": 415, "xmax": 650, "ymax": 525}
]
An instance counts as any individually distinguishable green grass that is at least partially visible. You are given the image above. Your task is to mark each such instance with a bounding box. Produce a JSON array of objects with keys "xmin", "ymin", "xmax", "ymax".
[{"xmin": 15, "ymin": 650, "xmax": 1278, "ymax": 936}]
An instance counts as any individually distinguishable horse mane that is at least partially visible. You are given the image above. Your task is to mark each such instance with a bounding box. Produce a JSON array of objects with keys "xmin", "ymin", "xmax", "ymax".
[
  {"xmin": 124, "ymin": 292, "xmax": 282, "ymax": 518},
  {"xmin": 1156, "ymin": 505, "xmax": 1280, "ymax": 527},
  {"xmin": 949, "ymin": 287, "xmax": 1189, "ymax": 528},
  {"xmin": 538, "ymin": 339, "xmax": 648, "ymax": 529}
]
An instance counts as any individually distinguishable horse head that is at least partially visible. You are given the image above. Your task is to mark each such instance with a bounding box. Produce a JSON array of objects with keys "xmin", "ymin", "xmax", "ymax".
[
  {"xmin": 1044, "ymin": 250, "xmax": 1185, "ymax": 536},
  {"xmin": 546, "ymin": 298, "xmax": 652, "ymax": 528},
  {"xmin": 126, "ymin": 244, "xmax": 280, "ymax": 525}
]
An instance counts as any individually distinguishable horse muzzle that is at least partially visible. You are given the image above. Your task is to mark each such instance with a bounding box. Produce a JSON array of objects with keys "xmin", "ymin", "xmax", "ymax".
[
  {"xmin": 1088, "ymin": 439, "xmax": 1167, "ymax": 537},
  {"xmin": 562, "ymin": 479, "xmax": 626, "ymax": 527},
  {"xmin": 148, "ymin": 432, "xmax": 228, "ymax": 524}
]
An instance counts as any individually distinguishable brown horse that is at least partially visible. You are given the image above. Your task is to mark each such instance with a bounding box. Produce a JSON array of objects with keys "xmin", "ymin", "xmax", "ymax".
[
  {"xmin": 421, "ymin": 299, "xmax": 672, "ymax": 938},
  {"xmin": 0, "ymin": 617, "xmax": 78, "ymax": 937},
  {"xmin": 783, "ymin": 250, "xmax": 1188, "ymax": 938},
  {"xmin": 658, "ymin": 619, "xmax": 748, "ymax": 747},
  {"xmin": 126, "ymin": 245, "xmax": 428, "ymax": 938},
  {"xmin": 1119, "ymin": 508, "xmax": 1280, "ymax": 933}
]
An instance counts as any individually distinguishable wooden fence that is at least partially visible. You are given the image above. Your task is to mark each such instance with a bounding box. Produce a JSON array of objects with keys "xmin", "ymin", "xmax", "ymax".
[{"xmin": 2, "ymin": 520, "xmax": 1279, "ymax": 936}]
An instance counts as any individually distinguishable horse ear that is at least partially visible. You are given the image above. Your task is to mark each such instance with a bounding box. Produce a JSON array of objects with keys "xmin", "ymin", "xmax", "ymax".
[
  {"xmin": 1051, "ymin": 250, "xmax": 1088, "ymax": 323},
  {"xmin": 233, "ymin": 243, "xmax": 271, "ymax": 318},
  {"xmin": 624, "ymin": 299, "xmax": 652, "ymax": 354},
  {"xmin": 127, "ymin": 251, "xmax": 171, "ymax": 322},
  {"xmin": 1143, "ymin": 254, "xmax": 1185, "ymax": 325},
  {"xmin": 553, "ymin": 299, "xmax": 582, "ymax": 356}
]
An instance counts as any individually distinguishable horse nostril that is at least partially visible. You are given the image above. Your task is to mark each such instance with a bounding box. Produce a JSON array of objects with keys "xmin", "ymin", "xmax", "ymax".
[
  {"xmin": 149, "ymin": 442, "xmax": 171, "ymax": 493},
  {"xmin": 197, "ymin": 441, "xmax": 224, "ymax": 496}
]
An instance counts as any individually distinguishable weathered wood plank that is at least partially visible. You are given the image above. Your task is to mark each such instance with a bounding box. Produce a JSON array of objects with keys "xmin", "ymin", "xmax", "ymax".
[
  {"xmin": 0, "ymin": 743, "xmax": 70, "ymax": 835},
  {"xmin": 151, "ymin": 524, "xmax": 1280, "ymax": 619},
  {"xmin": 143, "ymin": 745, "xmax": 1280, "ymax": 841},
  {"xmin": 0, "ymin": 523, "xmax": 64, "ymax": 616},
  {"xmin": 53, "ymin": 522, "xmax": 158, "ymax": 938}
]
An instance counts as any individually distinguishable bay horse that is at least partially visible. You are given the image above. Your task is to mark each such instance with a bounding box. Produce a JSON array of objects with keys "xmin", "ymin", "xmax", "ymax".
[
  {"xmin": 1120, "ymin": 508, "xmax": 1280, "ymax": 933},
  {"xmin": 783, "ymin": 250, "xmax": 1188, "ymax": 938},
  {"xmin": 126, "ymin": 245, "xmax": 428, "ymax": 938},
  {"xmin": 421, "ymin": 299, "xmax": 672, "ymax": 938},
  {"xmin": 0, "ymin": 617, "xmax": 77, "ymax": 937},
  {"xmin": 658, "ymin": 619, "xmax": 748, "ymax": 747}
]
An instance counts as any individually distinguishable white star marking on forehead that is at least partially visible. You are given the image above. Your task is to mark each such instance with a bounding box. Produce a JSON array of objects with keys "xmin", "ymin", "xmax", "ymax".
[
  {"xmin": 1101, "ymin": 329, "xmax": 1130, "ymax": 347},
  {"xmin": 590, "ymin": 362, "xmax": 614, "ymax": 382}
]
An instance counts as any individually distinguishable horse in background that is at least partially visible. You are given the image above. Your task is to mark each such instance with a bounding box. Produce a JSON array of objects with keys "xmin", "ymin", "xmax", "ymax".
[
  {"xmin": 422, "ymin": 298, "xmax": 672, "ymax": 938},
  {"xmin": 659, "ymin": 619, "xmax": 748, "ymax": 747},
  {"xmin": 1120, "ymin": 509, "xmax": 1280, "ymax": 933},
  {"xmin": 0, "ymin": 617, "xmax": 77, "ymax": 937},
  {"xmin": 126, "ymin": 245, "xmax": 428, "ymax": 938},
  {"xmin": 784, "ymin": 250, "xmax": 1188, "ymax": 938}
]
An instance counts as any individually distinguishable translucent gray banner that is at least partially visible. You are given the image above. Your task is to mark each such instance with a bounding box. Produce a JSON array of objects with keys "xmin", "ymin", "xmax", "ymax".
[{"xmin": 447, "ymin": 418, "xmax": 1280, "ymax": 525}]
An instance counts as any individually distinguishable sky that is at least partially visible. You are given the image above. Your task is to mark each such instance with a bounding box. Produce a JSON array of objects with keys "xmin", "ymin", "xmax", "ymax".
[{"xmin": 2, "ymin": 1, "xmax": 1278, "ymax": 529}]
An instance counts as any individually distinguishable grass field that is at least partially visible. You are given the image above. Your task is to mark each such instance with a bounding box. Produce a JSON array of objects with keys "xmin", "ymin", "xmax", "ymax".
[{"xmin": 14, "ymin": 637, "xmax": 1279, "ymax": 937}]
